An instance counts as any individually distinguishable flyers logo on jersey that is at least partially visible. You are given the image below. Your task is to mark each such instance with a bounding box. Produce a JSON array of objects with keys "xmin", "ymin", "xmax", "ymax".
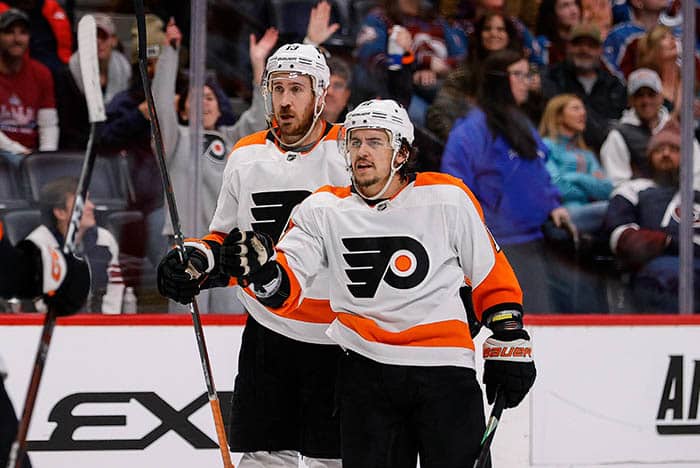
[
  {"xmin": 50, "ymin": 248, "xmax": 62, "ymax": 282},
  {"xmin": 203, "ymin": 132, "xmax": 227, "ymax": 161},
  {"xmin": 342, "ymin": 236, "xmax": 429, "ymax": 298},
  {"xmin": 250, "ymin": 190, "xmax": 312, "ymax": 241}
]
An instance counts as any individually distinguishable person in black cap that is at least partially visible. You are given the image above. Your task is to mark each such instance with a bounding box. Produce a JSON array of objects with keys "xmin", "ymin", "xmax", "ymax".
[
  {"xmin": 542, "ymin": 22, "xmax": 627, "ymax": 153},
  {"xmin": 0, "ymin": 0, "xmax": 72, "ymax": 72},
  {"xmin": 0, "ymin": 8, "xmax": 58, "ymax": 163}
]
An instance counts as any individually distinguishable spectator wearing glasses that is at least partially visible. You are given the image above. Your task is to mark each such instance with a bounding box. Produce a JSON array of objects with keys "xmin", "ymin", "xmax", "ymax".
[
  {"xmin": 321, "ymin": 56, "xmax": 352, "ymax": 124},
  {"xmin": 441, "ymin": 49, "xmax": 570, "ymax": 313}
]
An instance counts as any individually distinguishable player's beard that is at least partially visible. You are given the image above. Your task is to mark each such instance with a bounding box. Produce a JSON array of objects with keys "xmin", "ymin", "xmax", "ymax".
[
  {"xmin": 355, "ymin": 174, "xmax": 382, "ymax": 188},
  {"xmin": 278, "ymin": 102, "xmax": 316, "ymax": 144}
]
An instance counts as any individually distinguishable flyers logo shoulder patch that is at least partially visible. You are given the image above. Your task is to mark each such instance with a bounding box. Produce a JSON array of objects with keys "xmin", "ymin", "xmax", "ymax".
[
  {"xmin": 203, "ymin": 132, "xmax": 227, "ymax": 161},
  {"xmin": 250, "ymin": 190, "xmax": 312, "ymax": 241},
  {"xmin": 342, "ymin": 236, "xmax": 429, "ymax": 298}
]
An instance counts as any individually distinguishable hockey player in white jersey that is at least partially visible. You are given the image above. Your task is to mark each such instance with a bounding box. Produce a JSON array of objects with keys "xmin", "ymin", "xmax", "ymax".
[
  {"xmin": 220, "ymin": 99, "xmax": 537, "ymax": 467},
  {"xmin": 156, "ymin": 43, "xmax": 348, "ymax": 467}
]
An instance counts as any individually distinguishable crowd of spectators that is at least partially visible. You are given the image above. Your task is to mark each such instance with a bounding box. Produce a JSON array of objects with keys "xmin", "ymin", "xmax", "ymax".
[{"xmin": 0, "ymin": 0, "xmax": 699, "ymax": 314}]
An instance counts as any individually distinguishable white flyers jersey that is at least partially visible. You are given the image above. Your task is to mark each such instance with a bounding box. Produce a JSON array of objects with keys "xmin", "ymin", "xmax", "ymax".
[
  {"xmin": 269, "ymin": 172, "xmax": 523, "ymax": 368},
  {"xmin": 206, "ymin": 122, "xmax": 349, "ymax": 344}
]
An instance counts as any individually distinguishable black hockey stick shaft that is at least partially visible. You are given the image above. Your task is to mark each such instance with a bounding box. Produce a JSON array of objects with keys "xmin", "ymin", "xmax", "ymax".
[
  {"xmin": 474, "ymin": 389, "xmax": 506, "ymax": 468},
  {"xmin": 132, "ymin": 3, "xmax": 233, "ymax": 467},
  {"xmin": 8, "ymin": 308, "xmax": 55, "ymax": 468},
  {"xmin": 8, "ymin": 15, "xmax": 105, "ymax": 466},
  {"xmin": 9, "ymin": 100, "xmax": 101, "ymax": 468}
]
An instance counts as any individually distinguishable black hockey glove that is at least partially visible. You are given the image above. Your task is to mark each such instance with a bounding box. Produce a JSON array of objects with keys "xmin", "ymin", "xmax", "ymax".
[
  {"xmin": 482, "ymin": 310, "xmax": 536, "ymax": 409},
  {"xmin": 46, "ymin": 252, "xmax": 91, "ymax": 316},
  {"xmin": 16, "ymin": 239, "xmax": 90, "ymax": 316},
  {"xmin": 157, "ymin": 243, "xmax": 213, "ymax": 305},
  {"xmin": 220, "ymin": 228, "xmax": 275, "ymax": 285}
]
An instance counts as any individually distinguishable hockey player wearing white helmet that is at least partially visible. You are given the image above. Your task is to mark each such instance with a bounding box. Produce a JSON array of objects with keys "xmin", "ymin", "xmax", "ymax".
[
  {"xmin": 262, "ymin": 43, "xmax": 330, "ymax": 149},
  {"xmin": 221, "ymin": 98, "xmax": 537, "ymax": 467},
  {"xmin": 157, "ymin": 43, "xmax": 348, "ymax": 468}
]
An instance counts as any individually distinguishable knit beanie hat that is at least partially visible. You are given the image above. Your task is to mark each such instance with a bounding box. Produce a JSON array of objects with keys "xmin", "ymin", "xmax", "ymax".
[{"xmin": 647, "ymin": 121, "xmax": 681, "ymax": 157}]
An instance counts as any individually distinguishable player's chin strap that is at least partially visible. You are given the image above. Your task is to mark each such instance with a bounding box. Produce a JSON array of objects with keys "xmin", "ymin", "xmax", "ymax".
[{"xmin": 352, "ymin": 150, "xmax": 406, "ymax": 201}]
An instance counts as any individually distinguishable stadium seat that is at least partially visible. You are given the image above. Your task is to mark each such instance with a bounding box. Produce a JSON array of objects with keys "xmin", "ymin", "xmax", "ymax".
[
  {"xmin": 0, "ymin": 157, "xmax": 29, "ymax": 211},
  {"xmin": 1, "ymin": 209, "xmax": 40, "ymax": 245},
  {"xmin": 20, "ymin": 151, "xmax": 129, "ymax": 213}
]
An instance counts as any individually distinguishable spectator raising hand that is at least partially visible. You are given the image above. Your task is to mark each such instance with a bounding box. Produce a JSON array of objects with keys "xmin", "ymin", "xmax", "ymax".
[
  {"xmin": 250, "ymin": 27, "xmax": 279, "ymax": 86},
  {"xmin": 165, "ymin": 16, "xmax": 182, "ymax": 49},
  {"xmin": 304, "ymin": 0, "xmax": 339, "ymax": 45}
]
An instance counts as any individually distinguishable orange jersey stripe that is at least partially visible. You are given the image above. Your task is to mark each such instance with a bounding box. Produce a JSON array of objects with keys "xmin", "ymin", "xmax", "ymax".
[
  {"xmin": 241, "ymin": 251, "xmax": 330, "ymax": 321},
  {"xmin": 242, "ymin": 288, "xmax": 335, "ymax": 324},
  {"xmin": 266, "ymin": 251, "xmax": 304, "ymax": 313},
  {"xmin": 230, "ymin": 129, "xmax": 268, "ymax": 155},
  {"xmin": 203, "ymin": 231, "xmax": 226, "ymax": 245},
  {"xmin": 230, "ymin": 123, "xmax": 340, "ymax": 158},
  {"xmin": 336, "ymin": 313, "xmax": 475, "ymax": 350},
  {"xmin": 315, "ymin": 184, "xmax": 352, "ymax": 198}
]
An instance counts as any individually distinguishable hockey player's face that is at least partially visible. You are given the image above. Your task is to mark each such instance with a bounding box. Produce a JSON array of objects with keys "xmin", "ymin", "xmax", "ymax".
[
  {"xmin": 270, "ymin": 74, "xmax": 316, "ymax": 143},
  {"xmin": 349, "ymin": 129, "xmax": 397, "ymax": 195}
]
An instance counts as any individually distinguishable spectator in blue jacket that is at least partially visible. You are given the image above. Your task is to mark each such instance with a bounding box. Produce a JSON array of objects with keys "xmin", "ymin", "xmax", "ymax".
[
  {"xmin": 441, "ymin": 49, "xmax": 570, "ymax": 312},
  {"xmin": 539, "ymin": 93, "xmax": 612, "ymax": 234}
]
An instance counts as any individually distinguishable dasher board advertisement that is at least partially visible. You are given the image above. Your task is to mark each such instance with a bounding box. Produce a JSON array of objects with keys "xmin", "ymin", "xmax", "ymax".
[{"xmin": 1, "ymin": 314, "xmax": 699, "ymax": 467}]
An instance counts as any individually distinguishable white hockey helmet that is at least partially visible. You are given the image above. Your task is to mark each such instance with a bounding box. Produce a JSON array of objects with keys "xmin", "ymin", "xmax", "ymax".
[
  {"xmin": 340, "ymin": 99, "xmax": 415, "ymax": 200},
  {"xmin": 263, "ymin": 43, "xmax": 330, "ymax": 95},
  {"xmin": 262, "ymin": 43, "xmax": 331, "ymax": 147}
]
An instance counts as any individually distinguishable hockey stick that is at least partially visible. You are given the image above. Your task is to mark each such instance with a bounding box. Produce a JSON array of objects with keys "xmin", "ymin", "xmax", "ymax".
[
  {"xmin": 132, "ymin": 3, "xmax": 233, "ymax": 467},
  {"xmin": 7, "ymin": 15, "xmax": 106, "ymax": 468},
  {"xmin": 473, "ymin": 389, "xmax": 506, "ymax": 468}
]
